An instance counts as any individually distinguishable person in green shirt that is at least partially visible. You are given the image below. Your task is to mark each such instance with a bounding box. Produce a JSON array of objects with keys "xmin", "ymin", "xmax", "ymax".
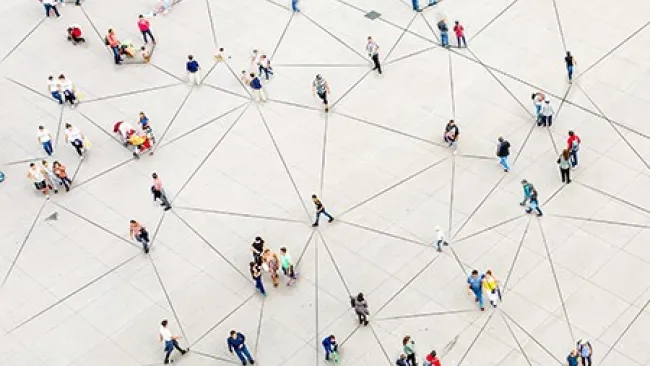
[
  {"xmin": 403, "ymin": 335, "xmax": 417, "ymax": 366},
  {"xmin": 280, "ymin": 247, "xmax": 297, "ymax": 286}
]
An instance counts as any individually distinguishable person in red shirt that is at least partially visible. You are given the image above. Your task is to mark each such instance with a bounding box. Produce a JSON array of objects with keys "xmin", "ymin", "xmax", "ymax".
[
  {"xmin": 106, "ymin": 29, "xmax": 122, "ymax": 64},
  {"xmin": 67, "ymin": 25, "xmax": 85, "ymax": 44},
  {"xmin": 453, "ymin": 21, "xmax": 467, "ymax": 48},
  {"xmin": 425, "ymin": 350, "xmax": 442, "ymax": 366},
  {"xmin": 137, "ymin": 15, "xmax": 156, "ymax": 44},
  {"xmin": 567, "ymin": 130, "xmax": 581, "ymax": 168}
]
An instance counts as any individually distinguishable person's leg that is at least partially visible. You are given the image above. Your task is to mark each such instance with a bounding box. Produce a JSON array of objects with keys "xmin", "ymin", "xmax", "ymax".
[
  {"xmin": 71, "ymin": 141, "xmax": 83, "ymax": 156},
  {"xmin": 476, "ymin": 290, "xmax": 484, "ymax": 309},
  {"xmin": 499, "ymin": 157, "xmax": 508, "ymax": 171},
  {"xmin": 457, "ymin": 36, "xmax": 461, "ymax": 48},
  {"xmin": 61, "ymin": 177, "xmax": 71, "ymax": 191},
  {"xmin": 240, "ymin": 345, "xmax": 254, "ymax": 362},
  {"xmin": 148, "ymin": 30, "xmax": 155, "ymax": 43},
  {"xmin": 234, "ymin": 349, "xmax": 247, "ymax": 364},
  {"xmin": 141, "ymin": 31, "xmax": 148, "ymax": 44},
  {"xmin": 44, "ymin": 4, "xmax": 51, "ymax": 16},
  {"xmin": 566, "ymin": 168, "xmax": 571, "ymax": 183},
  {"xmin": 373, "ymin": 54, "xmax": 382, "ymax": 73},
  {"xmin": 172, "ymin": 339, "xmax": 186, "ymax": 354},
  {"xmin": 323, "ymin": 209, "xmax": 334, "ymax": 221},
  {"xmin": 43, "ymin": 141, "xmax": 53, "ymax": 155},
  {"xmin": 195, "ymin": 71, "xmax": 201, "ymax": 85},
  {"xmin": 571, "ymin": 149, "xmax": 578, "ymax": 167},
  {"xmin": 567, "ymin": 65, "xmax": 573, "ymax": 81},
  {"xmin": 52, "ymin": 91, "xmax": 63, "ymax": 104},
  {"xmin": 313, "ymin": 211, "xmax": 322, "ymax": 225},
  {"xmin": 560, "ymin": 168, "xmax": 566, "ymax": 183},
  {"xmin": 255, "ymin": 277, "xmax": 266, "ymax": 295},
  {"xmin": 260, "ymin": 89, "xmax": 267, "ymax": 102},
  {"xmin": 164, "ymin": 347, "xmax": 173, "ymax": 364},
  {"xmin": 254, "ymin": 89, "xmax": 261, "ymax": 102},
  {"xmin": 325, "ymin": 348, "xmax": 331, "ymax": 360},
  {"xmin": 112, "ymin": 46, "xmax": 121, "ymax": 64},
  {"xmin": 160, "ymin": 192, "xmax": 172, "ymax": 208},
  {"xmin": 52, "ymin": 5, "xmax": 60, "ymax": 17},
  {"xmin": 412, "ymin": 0, "xmax": 419, "ymax": 11},
  {"xmin": 407, "ymin": 353, "xmax": 416, "ymax": 365},
  {"xmin": 548, "ymin": 115, "xmax": 553, "ymax": 127},
  {"xmin": 436, "ymin": 239, "xmax": 442, "ymax": 251}
]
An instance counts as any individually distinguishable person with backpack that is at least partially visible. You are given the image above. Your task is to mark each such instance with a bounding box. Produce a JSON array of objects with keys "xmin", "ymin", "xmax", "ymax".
[
  {"xmin": 567, "ymin": 130, "xmax": 581, "ymax": 168},
  {"xmin": 322, "ymin": 335, "xmax": 339, "ymax": 362},
  {"xmin": 467, "ymin": 269, "xmax": 485, "ymax": 311},
  {"xmin": 129, "ymin": 219, "xmax": 150, "ymax": 253},
  {"xmin": 577, "ymin": 339, "xmax": 592, "ymax": 366},
  {"xmin": 425, "ymin": 350, "xmax": 442, "ymax": 366},
  {"xmin": 437, "ymin": 19, "xmax": 450, "ymax": 47},
  {"xmin": 351, "ymin": 292, "xmax": 369, "ymax": 326},
  {"xmin": 105, "ymin": 29, "xmax": 122, "ymax": 64},
  {"xmin": 496, "ymin": 136, "xmax": 510, "ymax": 172},
  {"xmin": 526, "ymin": 185, "xmax": 543, "ymax": 217}
]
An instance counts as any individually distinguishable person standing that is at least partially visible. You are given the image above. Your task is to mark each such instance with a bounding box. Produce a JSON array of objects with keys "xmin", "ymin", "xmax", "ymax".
[
  {"xmin": 540, "ymin": 99, "xmax": 554, "ymax": 127},
  {"xmin": 291, "ymin": 0, "xmax": 300, "ymax": 12},
  {"xmin": 251, "ymin": 236, "xmax": 265, "ymax": 265},
  {"xmin": 159, "ymin": 319, "xmax": 188, "ymax": 364},
  {"xmin": 351, "ymin": 292, "xmax": 369, "ymax": 326},
  {"xmin": 567, "ymin": 130, "xmax": 581, "ymax": 168},
  {"xmin": 566, "ymin": 349, "xmax": 579, "ymax": 366},
  {"xmin": 525, "ymin": 185, "xmax": 543, "ymax": 217},
  {"xmin": 403, "ymin": 336, "xmax": 417, "ymax": 366},
  {"xmin": 437, "ymin": 19, "xmax": 449, "ymax": 47},
  {"xmin": 53, "ymin": 161, "xmax": 72, "ymax": 191},
  {"xmin": 557, "ymin": 149, "xmax": 572, "ymax": 184},
  {"xmin": 227, "ymin": 330, "xmax": 255, "ymax": 365},
  {"xmin": 249, "ymin": 74, "xmax": 267, "ymax": 102},
  {"xmin": 483, "ymin": 270, "xmax": 500, "ymax": 308},
  {"xmin": 496, "ymin": 136, "xmax": 510, "ymax": 172},
  {"xmin": 565, "ymin": 51, "xmax": 576, "ymax": 83},
  {"xmin": 58, "ymin": 74, "xmax": 78, "ymax": 106},
  {"xmin": 397, "ymin": 354, "xmax": 409, "ymax": 366},
  {"xmin": 453, "ymin": 21, "xmax": 467, "ymax": 48},
  {"xmin": 27, "ymin": 163, "xmax": 50, "ymax": 198},
  {"xmin": 129, "ymin": 219, "xmax": 150, "ymax": 253},
  {"xmin": 280, "ymin": 247, "xmax": 297, "ymax": 285},
  {"xmin": 322, "ymin": 335, "xmax": 339, "ymax": 362},
  {"xmin": 425, "ymin": 350, "xmax": 442, "ymax": 366},
  {"xmin": 106, "ymin": 29, "xmax": 122, "ymax": 65},
  {"xmin": 259, "ymin": 55, "xmax": 273, "ymax": 80},
  {"xmin": 577, "ymin": 339, "xmax": 592, "ymax": 366},
  {"xmin": 434, "ymin": 226, "xmax": 448, "ymax": 252},
  {"xmin": 38, "ymin": 126, "xmax": 54, "ymax": 156},
  {"xmin": 42, "ymin": 0, "xmax": 61, "ymax": 18},
  {"xmin": 262, "ymin": 249, "xmax": 280, "ymax": 288},
  {"xmin": 312, "ymin": 74, "xmax": 331, "ymax": 112},
  {"xmin": 137, "ymin": 15, "xmax": 155, "ymax": 44},
  {"xmin": 41, "ymin": 160, "xmax": 59, "ymax": 194},
  {"xmin": 532, "ymin": 92, "xmax": 544, "ymax": 124},
  {"xmin": 64, "ymin": 123, "xmax": 85, "ymax": 159},
  {"xmin": 467, "ymin": 269, "xmax": 485, "ymax": 311},
  {"xmin": 366, "ymin": 36, "xmax": 382, "ymax": 74},
  {"xmin": 444, "ymin": 120, "xmax": 460, "ymax": 148},
  {"xmin": 186, "ymin": 55, "xmax": 201, "ymax": 85},
  {"xmin": 311, "ymin": 194, "xmax": 334, "ymax": 227},
  {"xmin": 151, "ymin": 172, "xmax": 171, "ymax": 210},
  {"xmin": 47, "ymin": 76, "xmax": 63, "ymax": 104},
  {"xmin": 250, "ymin": 262, "xmax": 267, "ymax": 296}
]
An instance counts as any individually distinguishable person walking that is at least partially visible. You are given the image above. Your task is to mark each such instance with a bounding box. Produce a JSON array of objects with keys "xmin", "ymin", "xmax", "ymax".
[
  {"xmin": 567, "ymin": 130, "xmax": 581, "ymax": 168},
  {"xmin": 425, "ymin": 350, "xmax": 442, "ymax": 366},
  {"xmin": 105, "ymin": 29, "xmax": 122, "ymax": 64},
  {"xmin": 557, "ymin": 149, "xmax": 572, "ymax": 184},
  {"xmin": 186, "ymin": 55, "xmax": 201, "ymax": 85},
  {"xmin": 280, "ymin": 247, "xmax": 298, "ymax": 285},
  {"xmin": 258, "ymin": 55, "xmax": 274, "ymax": 80},
  {"xmin": 519, "ymin": 179, "xmax": 533, "ymax": 206},
  {"xmin": 251, "ymin": 236, "xmax": 265, "ymax": 265},
  {"xmin": 525, "ymin": 185, "xmax": 543, "ymax": 217},
  {"xmin": 496, "ymin": 136, "xmax": 510, "ymax": 172},
  {"xmin": 403, "ymin": 336, "xmax": 417, "ymax": 366},
  {"xmin": 291, "ymin": 0, "xmax": 300, "ymax": 12},
  {"xmin": 47, "ymin": 76, "xmax": 63, "ymax": 104},
  {"xmin": 250, "ymin": 262, "xmax": 267, "ymax": 296},
  {"xmin": 351, "ymin": 292, "xmax": 370, "ymax": 326},
  {"xmin": 411, "ymin": 0, "xmax": 420, "ymax": 11},
  {"xmin": 437, "ymin": 19, "xmax": 449, "ymax": 47},
  {"xmin": 577, "ymin": 339, "xmax": 592, "ymax": 366},
  {"xmin": 42, "ymin": 0, "xmax": 61, "ymax": 18},
  {"xmin": 41, "ymin": 160, "xmax": 59, "ymax": 194},
  {"xmin": 64, "ymin": 123, "xmax": 85, "ymax": 159},
  {"xmin": 366, "ymin": 36, "xmax": 382, "ymax": 74},
  {"xmin": 38, "ymin": 126, "xmax": 54, "ymax": 156},
  {"xmin": 227, "ymin": 330, "xmax": 255, "ymax": 365},
  {"xmin": 138, "ymin": 15, "xmax": 155, "ymax": 44},
  {"xmin": 444, "ymin": 119, "xmax": 460, "ymax": 148},
  {"xmin": 483, "ymin": 270, "xmax": 500, "ymax": 308},
  {"xmin": 262, "ymin": 249, "xmax": 280, "ymax": 288},
  {"xmin": 312, "ymin": 74, "xmax": 331, "ymax": 112},
  {"xmin": 566, "ymin": 349, "xmax": 579, "ymax": 366},
  {"xmin": 249, "ymin": 74, "xmax": 267, "ymax": 102},
  {"xmin": 311, "ymin": 194, "xmax": 334, "ymax": 227},
  {"xmin": 151, "ymin": 172, "xmax": 171, "ymax": 210},
  {"xmin": 539, "ymin": 99, "xmax": 554, "ymax": 127},
  {"xmin": 565, "ymin": 51, "xmax": 576, "ymax": 83},
  {"xmin": 453, "ymin": 21, "xmax": 467, "ymax": 48},
  {"xmin": 129, "ymin": 219, "xmax": 150, "ymax": 253},
  {"xmin": 159, "ymin": 319, "xmax": 188, "ymax": 364},
  {"xmin": 322, "ymin": 335, "xmax": 339, "ymax": 362},
  {"xmin": 434, "ymin": 226, "xmax": 448, "ymax": 252},
  {"xmin": 27, "ymin": 163, "xmax": 50, "ymax": 198},
  {"xmin": 53, "ymin": 161, "xmax": 72, "ymax": 191},
  {"xmin": 58, "ymin": 74, "xmax": 78, "ymax": 106},
  {"xmin": 467, "ymin": 269, "xmax": 485, "ymax": 311}
]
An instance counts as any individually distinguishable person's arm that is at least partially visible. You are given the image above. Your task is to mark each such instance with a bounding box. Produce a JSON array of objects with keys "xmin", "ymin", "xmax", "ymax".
[
  {"xmin": 159, "ymin": 333, "xmax": 163, "ymax": 342},
  {"xmin": 227, "ymin": 338, "xmax": 233, "ymax": 353},
  {"xmin": 312, "ymin": 82, "xmax": 316, "ymax": 96},
  {"xmin": 325, "ymin": 81, "xmax": 330, "ymax": 94},
  {"xmin": 129, "ymin": 226, "xmax": 135, "ymax": 240}
]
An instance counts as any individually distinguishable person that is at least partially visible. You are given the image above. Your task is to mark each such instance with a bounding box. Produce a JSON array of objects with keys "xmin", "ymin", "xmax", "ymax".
[
  {"xmin": 428, "ymin": 0, "xmax": 438, "ymax": 6},
  {"xmin": 137, "ymin": 15, "xmax": 155, "ymax": 44},
  {"xmin": 249, "ymin": 73, "xmax": 266, "ymax": 102},
  {"xmin": 64, "ymin": 123, "xmax": 85, "ymax": 159},
  {"xmin": 291, "ymin": 0, "xmax": 300, "ymax": 12},
  {"xmin": 42, "ymin": 0, "xmax": 60, "ymax": 18},
  {"xmin": 322, "ymin": 335, "xmax": 339, "ymax": 362},
  {"xmin": 312, "ymin": 74, "xmax": 331, "ymax": 112},
  {"xmin": 105, "ymin": 29, "xmax": 122, "ymax": 64},
  {"xmin": 532, "ymin": 92, "xmax": 544, "ymax": 124},
  {"xmin": 425, "ymin": 350, "xmax": 442, "ymax": 366},
  {"xmin": 251, "ymin": 236, "xmax": 265, "ymax": 265},
  {"xmin": 141, "ymin": 47, "xmax": 151, "ymax": 63},
  {"xmin": 467, "ymin": 269, "xmax": 484, "ymax": 311},
  {"xmin": 53, "ymin": 161, "xmax": 72, "ymax": 191},
  {"xmin": 67, "ymin": 25, "xmax": 85, "ymax": 44},
  {"xmin": 565, "ymin": 51, "xmax": 576, "ymax": 82},
  {"xmin": 262, "ymin": 249, "xmax": 280, "ymax": 288},
  {"xmin": 444, "ymin": 120, "xmax": 460, "ymax": 148},
  {"xmin": 47, "ymin": 76, "xmax": 63, "ymax": 104},
  {"xmin": 351, "ymin": 292, "xmax": 369, "ymax": 326},
  {"xmin": 366, "ymin": 36, "xmax": 382, "ymax": 74},
  {"xmin": 526, "ymin": 185, "xmax": 543, "ymax": 216},
  {"xmin": 396, "ymin": 354, "xmax": 409, "ymax": 366},
  {"xmin": 496, "ymin": 136, "xmax": 510, "ymax": 172},
  {"xmin": 119, "ymin": 40, "xmax": 137, "ymax": 58},
  {"xmin": 437, "ymin": 19, "xmax": 449, "ymax": 47},
  {"xmin": 113, "ymin": 121, "xmax": 136, "ymax": 145},
  {"xmin": 227, "ymin": 330, "xmax": 255, "ymax": 365},
  {"xmin": 258, "ymin": 55, "xmax": 273, "ymax": 80},
  {"xmin": 311, "ymin": 194, "xmax": 334, "ymax": 227},
  {"xmin": 129, "ymin": 219, "xmax": 150, "ymax": 253},
  {"xmin": 434, "ymin": 226, "xmax": 448, "ymax": 252},
  {"xmin": 557, "ymin": 149, "xmax": 572, "ymax": 184},
  {"xmin": 280, "ymin": 247, "xmax": 297, "ymax": 285},
  {"xmin": 186, "ymin": 55, "xmax": 200, "ymax": 85},
  {"xmin": 27, "ymin": 163, "xmax": 50, "ymax": 198},
  {"xmin": 38, "ymin": 126, "xmax": 54, "ymax": 156},
  {"xmin": 250, "ymin": 262, "xmax": 267, "ymax": 296},
  {"xmin": 453, "ymin": 21, "xmax": 467, "ymax": 48},
  {"xmin": 140, "ymin": 112, "xmax": 156, "ymax": 144},
  {"xmin": 403, "ymin": 336, "xmax": 417, "ymax": 366},
  {"xmin": 567, "ymin": 130, "xmax": 581, "ymax": 168},
  {"xmin": 540, "ymin": 99, "xmax": 554, "ymax": 127},
  {"xmin": 58, "ymin": 74, "xmax": 78, "ymax": 106},
  {"xmin": 151, "ymin": 172, "xmax": 171, "ymax": 210},
  {"xmin": 41, "ymin": 160, "xmax": 59, "ymax": 194},
  {"xmin": 483, "ymin": 270, "xmax": 500, "ymax": 308},
  {"xmin": 577, "ymin": 339, "xmax": 592, "ymax": 366},
  {"xmin": 214, "ymin": 47, "xmax": 230, "ymax": 62},
  {"xmin": 159, "ymin": 319, "xmax": 188, "ymax": 364},
  {"xmin": 566, "ymin": 349, "xmax": 579, "ymax": 366}
]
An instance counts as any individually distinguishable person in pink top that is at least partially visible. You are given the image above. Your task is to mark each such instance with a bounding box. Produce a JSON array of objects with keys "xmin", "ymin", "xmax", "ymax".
[
  {"xmin": 106, "ymin": 29, "xmax": 122, "ymax": 64},
  {"xmin": 138, "ymin": 15, "xmax": 156, "ymax": 44},
  {"xmin": 151, "ymin": 172, "xmax": 171, "ymax": 210},
  {"xmin": 453, "ymin": 21, "xmax": 467, "ymax": 48},
  {"xmin": 129, "ymin": 219, "xmax": 150, "ymax": 253}
]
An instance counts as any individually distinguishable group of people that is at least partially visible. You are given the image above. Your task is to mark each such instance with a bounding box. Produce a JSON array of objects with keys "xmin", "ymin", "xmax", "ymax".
[
  {"xmin": 249, "ymin": 237, "xmax": 298, "ymax": 296},
  {"xmin": 47, "ymin": 74, "xmax": 79, "ymax": 106},
  {"xmin": 397, "ymin": 336, "xmax": 442, "ymax": 366},
  {"xmin": 467, "ymin": 270, "xmax": 501, "ymax": 311},
  {"xmin": 26, "ymin": 159, "xmax": 72, "ymax": 198},
  {"xmin": 104, "ymin": 15, "xmax": 155, "ymax": 65},
  {"xmin": 112, "ymin": 112, "xmax": 156, "ymax": 158}
]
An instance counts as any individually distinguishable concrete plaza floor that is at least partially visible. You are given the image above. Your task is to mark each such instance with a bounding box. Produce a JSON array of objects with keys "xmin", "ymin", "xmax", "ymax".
[{"xmin": 2, "ymin": 0, "xmax": 650, "ymax": 365}]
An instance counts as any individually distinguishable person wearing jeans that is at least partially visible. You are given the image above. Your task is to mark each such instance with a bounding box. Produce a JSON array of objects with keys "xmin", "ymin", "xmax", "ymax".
[
  {"xmin": 467, "ymin": 270, "xmax": 485, "ymax": 311},
  {"xmin": 129, "ymin": 220, "xmax": 150, "ymax": 253},
  {"xmin": 186, "ymin": 55, "xmax": 201, "ymax": 85},
  {"xmin": 138, "ymin": 15, "xmax": 155, "ymax": 44},
  {"xmin": 38, "ymin": 126, "xmax": 54, "ymax": 156},
  {"xmin": 496, "ymin": 136, "xmax": 510, "ymax": 172},
  {"xmin": 311, "ymin": 194, "xmax": 334, "ymax": 226},
  {"xmin": 42, "ymin": 0, "xmax": 61, "ymax": 17},
  {"xmin": 106, "ymin": 29, "xmax": 122, "ymax": 64},
  {"xmin": 567, "ymin": 130, "xmax": 581, "ymax": 168},
  {"xmin": 64, "ymin": 123, "xmax": 85, "ymax": 158},
  {"xmin": 438, "ymin": 19, "xmax": 449, "ymax": 47},
  {"xmin": 291, "ymin": 0, "xmax": 300, "ymax": 12},
  {"xmin": 227, "ymin": 331, "xmax": 255, "ymax": 365}
]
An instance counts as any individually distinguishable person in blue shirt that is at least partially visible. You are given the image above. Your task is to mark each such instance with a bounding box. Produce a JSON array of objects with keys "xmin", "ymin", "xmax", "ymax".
[
  {"xmin": 411, "ymin": 0, "xmax": 420, "ymax": 11},
  {"xmin": 322, "ymin": 335, "xmax": 338, "ymax": 361},
  {"xmin": 467, "ymin": 269, "xmax": 485, "ymax": 311},
  {"xmin": 567, "ymin": 349, "xmax": 579, "ymax": 366},
  {"xmin": 249, "ymin": 73, "xmax": 267, "ymax": 102},
  {"xmin": 227, "ymin": 330, "xmax": 255, "ymax": 365},
  {"xmin": 186, "ymin": 55, "xmax": 201, "ymax": 86},
  {"xmin": 577, "ymin": 339, "xmax": 592, "ymax": 366}
]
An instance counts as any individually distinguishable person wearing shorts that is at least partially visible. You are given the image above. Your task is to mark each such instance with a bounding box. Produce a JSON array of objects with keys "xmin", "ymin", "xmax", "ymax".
[
  {"xmin": 27, "ymin": 162, "xmax": 50, "ymax": 198},
  {"xmin": 312, "ymin": 74, "xmax": 330, "ymax": 112}
]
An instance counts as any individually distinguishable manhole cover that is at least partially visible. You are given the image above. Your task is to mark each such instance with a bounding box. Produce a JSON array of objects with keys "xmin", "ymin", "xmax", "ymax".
[{"xmin": 365, "ymin": 10, "xmax": 381, "ymax": 20}]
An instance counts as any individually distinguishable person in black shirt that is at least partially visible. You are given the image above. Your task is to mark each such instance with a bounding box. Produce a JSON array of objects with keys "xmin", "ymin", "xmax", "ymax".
[
  {"xmin": 311, "ymin": 194, "xmax": 334, "ymax": 227},
  {"xmin": 564, "ymin": 51, "xmax": 576, "ymax": 82},
  {"xmin": 251, "ymin": 236, "xmax": 265, "ymax": 265},
  {"xmin": 496, "ymin": 136, "xmax": 511, "ymax": 172},
  {"xmin": 444, "ymin": 120, "xmax": 460, "ymax": 148}
]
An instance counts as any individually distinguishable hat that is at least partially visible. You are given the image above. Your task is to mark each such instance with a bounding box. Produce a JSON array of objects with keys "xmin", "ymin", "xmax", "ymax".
[{"xmin": 580, "ymin": 339, "xmax": 588, "ymax": 345}]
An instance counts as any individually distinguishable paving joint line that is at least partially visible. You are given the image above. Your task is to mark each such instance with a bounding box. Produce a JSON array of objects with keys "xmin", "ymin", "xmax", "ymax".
[
  {"xmin": 501, "ymin": 311, "xmax": 565, "ymax": 364},
  {"xmin": 498, "ymin": 311, "xmax": 534, "ymax": 366},
  {"xmin": 317, "ymin": 231, "xmax": 352, "ymax": 296},
  {"xmin": 271, "ymin": 12, "xmax": 294, "ymax": 60},
  {"xmin": 383, "ymin": 12, "xmax": 418, "ymax": 63},
  {"xmin": 189, "ymin": 293, "xmax": 257, "ymax": 347},
  {"xmin": 501, "ymin": 216, "xmax": 532, "ymax": 293},
  {"xmin": 457, "ymin": 311, "xmax": 497, "ymax": 366},
  {"xmin": 82, "ymin": 83, "xmax": 183, "ymax": 104},
  {"xmin": 152, "ymin": 87, "xmax": 195, "ymax": 151},
  {"xmin": 319, "ymin": 113, "xmax": 329, "ymax": 197},
  {"xmin": 173, "ymin": 206, "xmax": 303, "ymax": 223},
  {"xmin": 336, "ymin": 219, "xmax": 429, "ymax": 247}
]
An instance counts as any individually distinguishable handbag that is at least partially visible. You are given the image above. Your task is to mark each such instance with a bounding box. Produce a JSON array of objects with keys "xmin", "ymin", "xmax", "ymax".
[{"xmin": 83, "ymin": 139, "xmax": 92, "ymax": 149}]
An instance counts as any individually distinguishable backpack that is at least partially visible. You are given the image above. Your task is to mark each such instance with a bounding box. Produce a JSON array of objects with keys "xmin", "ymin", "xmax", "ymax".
[
  {"xmin": 350, "ymin": 297, "xmax": 356, "ymax": 308},
  {"xmin": 104, "ymin": 37, "xmax": 109, "ymax": 46}
]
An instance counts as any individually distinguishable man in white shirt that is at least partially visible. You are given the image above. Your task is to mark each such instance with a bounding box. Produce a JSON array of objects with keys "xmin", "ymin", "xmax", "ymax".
[
  {"xmin": 37, "ymin": 126, "xmax": 54, "ymax": 156},
  {"xmin": 41, "ymin": 0, "xmax": 61, "ymax": 18},
  {"xmin": 58, "ymin": 74, "xmax": 78, "ymax": 106},
  {"xmin": 539, "ymin": 100, "xmax": 554, "ymax": 127},
  {"xmin": 47, "ymin": 76, "xmax": 63, "ymax": 104},
  {"xmin": 159, "ymin": 319, "xmax": 188, "ymax": 364},
  {"xmin": 366, "ymin": 36, "xmax": 382, "ymax": 74},
  {"xmin": 27, "ymin": 163, "xmax": 50, "ymax": 198},
  {"xmin": 435, "ymin": 227, "xmax": 449, "ymax": 252},
  {"xmin": 64, "ymin": 123, "xmax": 85, "ymax": 159}
]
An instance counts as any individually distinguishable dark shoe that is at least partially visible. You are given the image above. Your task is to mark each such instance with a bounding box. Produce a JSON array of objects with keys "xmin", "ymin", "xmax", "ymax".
[
  {"xmin": 480, "ymin": 307, "xmax": 485, "ymax": 311},
  {"xmin": 525, "ymin": 208, "xmax": 532, "ymax": 214},
  {"xmin": 364, "ymin": 320, "xmax": 369, "ymax": 326},
  {"xmin": 537, "ymin": 212, "xmax": 543, "ymax": 217},
  {"xmin": 164, "ymin": 206, "xmax": 172, "ymax": 211},
  {"xmin": 436, "ymin": 248, "xmax": 442, "ymax": 252},
  {"xmin": 312, "ymin": 223, "xmax": 319, "ymax": 227},
  {"xmin": 250, "ymin": 361, "xmax": 255, "ymax": 365},
  {"xmin": 144, "ymin": 248, "xmax": 150, "ymax": 254},
  {"xmin": 328, "ymin": 218, "xmax": 334, "ymax": 223}
]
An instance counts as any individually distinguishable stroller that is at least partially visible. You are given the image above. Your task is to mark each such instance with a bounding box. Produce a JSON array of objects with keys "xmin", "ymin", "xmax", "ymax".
[
  {"xmin": 128, "ymin": 133, "xmax": 153, "ymax": 158},
  {"xmin": 67, "ymin": 25, "xmax": 86, "ymax": 44}
]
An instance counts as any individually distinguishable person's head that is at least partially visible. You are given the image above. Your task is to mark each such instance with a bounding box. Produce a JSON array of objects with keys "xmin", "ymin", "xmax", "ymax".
[
  {"xmin": 486, "ymin": 269, "xmax": 492, "ymax": 276},
  {"xmin": 429, "ymin": 350, "xmax": 437, "ymax": 358},
  {"xmin": 249, "ymin": 261, "xmax": 256, "ymax": 268},
  {"xmin": 402, "ymin": 335, "xmax": 411, "ymax": 345},
  {"xmin": 471, "ymin": 269, "xmax": 479, "ymax": 278},
  {"xmin": 315, "ymin": 74, "xmax": 322, "ymax": 81},
  {"xmin": 230, "ymin": 330, "xmax": 237, "ymax": 338},
  {"xmin": 568, "ymin": 130, "xmax": 575, "ymax": 137},
  {"xmin": 48, "ymin": 75, "xmax": 53, "ymax": 81},
  {"xmin": 280, "ymin": 247, "xmax": 287, "ymax": 254},
  {"xmin": 29, "ymin": 162, "xmax": 35, "ymax": 168},
  {"xmin": 263, "ymin": 248, "xmax": 270, "ymax": 254},
  {"xmin": 562, "ymin": 149, "xmax": 570, "ymax": 160},
  {"xmin": 141, "ymin": 46, "xmax": 146, "ymax": 51},
  {"xmin": 139, "ymin": 14, "xmax": 144, "ymax": 19},
  {"xmin": 188, "ymin": 55, "xmax": 194, "ymax": 60},
  {"xmin": 545, "ymin": 99, "xmax": 550, "ymax": 104},
  {"xmin": 569, "ymin": 349, "xmax": 576, "ymax": 356},
  {"xmin": 566, "ymin": 51, "xmax": 571, "ymax": 57},
  {"xmin": 65, "ymin": 123, "xmax": 72, "ymax": 129},
  {"xmin": 252, "ymin": 49, "xmax": 258, "ymax": 54},
  {"xmin": 108, "ymin": 28, "xmax": 114, "ymax": 34},
  {"xmin": 42, "ymin": 160, "xmax": 49, "ymax": 166},
  {"xmin": 448, "ymin": 119, "xmax": 455, "ymax": 125},
  {"xmin": 53, "ymin": 161, "xmax": 60, "ymax": 168},
  {"xmin": 130, "ymin": 219, "xmax": 137, "ymax": 225},
  {"xmin": 329, "ymin": 335, "xmax": 336, "ymax": 342},
  {"xmin": 161, "ymin": 319, "xmax": 168, "ymax": 327},
  {"xmin": 219, "ymin": 47, "xmax": 224, "ymax": 52},
  {"xmin": 357, "ymin": 292, "xmax": 364, "ymax": 301},
  {"xmin": 249, "ymin": 73, "xmax": 255, "ymax": 78},
  {"xmin": 498, "ymin": 136, "xmax": 504, "ymax": 142},
  {"xmin": 67, "ymin": 27, "xmax": 73, "ymax": 32},
  {"xmin": 367, "ymin": 36, "xmax": 372, "ymax": 41},
  {"xmin": 255, "ymin": 236, "xmax": 262, "ymax": 242},
  {"xmin": 39, "ymin": 125, "xmax": 44, "ymax": 131},
  {"xmin": 455, "ymin": 20, "xmax": 459, "ymax": 24},
  {"xmin": 435, "ymin": 226, "xmax": 440, "ymax": 232},
  {"xmin": 152, "ymin": 172, "xmax": 158, "ymax": 179},
  {"xmin": 58, "ymin": 74, "xmax": 65, "ymax": 80},
  {"xmin": 399, "ymin": 354, "xmax": 406, "ymax": 360},
  {"xmin": 521, "ymin": 179, "xmax": 528, "ymax": 186}
]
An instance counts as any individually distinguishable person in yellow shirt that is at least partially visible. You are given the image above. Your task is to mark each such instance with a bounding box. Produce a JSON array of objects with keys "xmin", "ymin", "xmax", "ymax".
[{"xmin": 483, "ymin": 270, "xmax": 500, "ymax": 308}]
